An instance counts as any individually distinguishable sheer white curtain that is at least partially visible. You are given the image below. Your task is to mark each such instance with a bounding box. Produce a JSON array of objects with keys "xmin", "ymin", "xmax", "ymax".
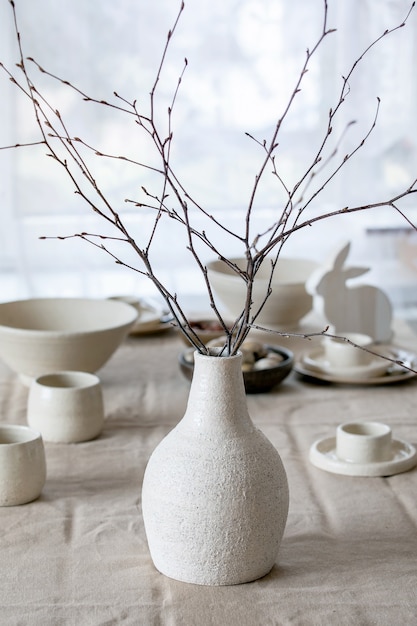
[{"xmin": 0, "ymin": 0, "xmax": 416, "ymax": 311}]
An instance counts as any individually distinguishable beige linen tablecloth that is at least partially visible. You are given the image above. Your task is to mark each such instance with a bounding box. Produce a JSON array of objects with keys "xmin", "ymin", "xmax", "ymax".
[{"xmin": 0, "ymin": 320, "xmax": 416, "ymax": 625}]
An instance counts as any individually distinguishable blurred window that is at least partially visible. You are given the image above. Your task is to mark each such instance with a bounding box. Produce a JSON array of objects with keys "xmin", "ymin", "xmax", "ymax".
[{"xmin": 0, "ymin": 0, "xmax": 416, "ymax": 308}]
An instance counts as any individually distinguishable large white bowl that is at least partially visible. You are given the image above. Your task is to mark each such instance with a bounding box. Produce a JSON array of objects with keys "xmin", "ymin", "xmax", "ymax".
[
  {"xmin": 207, "ymin": 257, "xmax": 318, "ymax": 328},
  {"xmin": 0, "ymin": 297, "xmax": 138, "ymax": 385}
]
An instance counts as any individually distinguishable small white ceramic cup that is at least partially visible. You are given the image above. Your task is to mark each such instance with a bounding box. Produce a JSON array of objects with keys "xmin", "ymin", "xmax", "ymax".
[
  {"xmin": 323, "ymin": 332, "xmax": 373, "ymax": 368},
  {"xmin": 27, "ymin": 371, "xmax": 104, "ymax": 444},
  {"xmin": 336, "ymin": 422, "xmax": 393, "ymax": 464},
  {"xmin": 0, "ymin": 424, "xmax": 46, "ymax": 506}
]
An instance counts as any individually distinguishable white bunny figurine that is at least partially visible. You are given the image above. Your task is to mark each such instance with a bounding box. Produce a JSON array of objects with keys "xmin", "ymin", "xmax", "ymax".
[{"xmin": 308, "ymin": 241, "xmax": 393, "ymax": 342}]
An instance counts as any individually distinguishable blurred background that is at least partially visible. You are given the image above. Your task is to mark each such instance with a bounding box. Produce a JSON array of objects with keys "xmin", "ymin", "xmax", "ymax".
[{"xmin": 0, "ymin": 0, "xmax": 416, "ymax": 319}]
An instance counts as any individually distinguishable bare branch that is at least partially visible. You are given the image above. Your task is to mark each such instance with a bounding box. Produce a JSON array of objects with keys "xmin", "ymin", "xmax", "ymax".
[{"xmin": 1, "ymin": 0, "xmax": 416, "ymax": 361}]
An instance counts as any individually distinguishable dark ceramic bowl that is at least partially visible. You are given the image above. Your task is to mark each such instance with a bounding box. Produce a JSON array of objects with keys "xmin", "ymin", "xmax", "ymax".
[
  {"xmin": 178, "ymin": 345, "xmax": 294, "ymax": 394},
  {"xmin": 178, "ymin": 318, "xmax": 234, "ymax": 346}
]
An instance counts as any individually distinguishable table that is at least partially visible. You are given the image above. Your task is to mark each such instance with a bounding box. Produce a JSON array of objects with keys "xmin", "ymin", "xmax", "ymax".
[{"xmin": 1, "ymin": 319, "xmax": 417, "ymax": 625}]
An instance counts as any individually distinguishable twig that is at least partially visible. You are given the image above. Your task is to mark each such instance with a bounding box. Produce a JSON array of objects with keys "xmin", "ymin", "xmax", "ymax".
[{"xmin": 0, "ymin": 0, "xmax": 416, "ymax": 362}]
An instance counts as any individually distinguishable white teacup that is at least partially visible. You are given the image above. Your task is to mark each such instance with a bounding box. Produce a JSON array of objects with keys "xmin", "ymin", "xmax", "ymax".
[
  {"xmin": 27, "ymin": 371, "xmax": 104, "ymax": 443},
  {"xmin": 0, "ymin": 424, "xmax": 46, "ymax": 506},
  {"xmin": 336, "ymin": 422, "xmax": 393, "ymax": 464},
  {"xmin": 323, "ymin": 333, "xmax": 373, "ymax": 368}
]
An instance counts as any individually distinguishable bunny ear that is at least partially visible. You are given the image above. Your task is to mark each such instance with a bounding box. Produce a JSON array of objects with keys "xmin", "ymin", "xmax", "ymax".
[
  {"xmin": 332, "ymin": 241, "xmax": 351, "ymax": 270},
  {"xmin": 344, "ymin": 266, "xmax": 370, "ymax": 280}
]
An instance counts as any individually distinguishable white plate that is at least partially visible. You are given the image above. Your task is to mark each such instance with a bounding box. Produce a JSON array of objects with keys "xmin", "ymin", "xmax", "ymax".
[
  {"xmin": 295, "ymin": 347, "xmax": 416, "ymax": 385},
  {"xmin": 302, "ymin": 348, "xmax": 390, "ymax": 379},
  {"xmin": 129, "ymin": 308, "xmax": 173, "ymax": 335},
  {"xmin": 309, "ymin": 436, "xmax": 417, "ymax": 476}
]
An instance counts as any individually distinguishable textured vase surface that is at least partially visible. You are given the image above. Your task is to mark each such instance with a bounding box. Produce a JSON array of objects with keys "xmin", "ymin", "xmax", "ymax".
[{"xmin": 141, "ymin": 350, "xmax": 289, "ymax": 586}]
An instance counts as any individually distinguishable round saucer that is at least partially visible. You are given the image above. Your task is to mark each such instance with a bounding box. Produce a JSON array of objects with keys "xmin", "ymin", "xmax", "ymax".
[
  {"xmin": 309, "ymin": 436, "xmax": 417, "ymax": 476},
  {"xmin": 302, "ymin": 348, "xmax": 390, "ymax": 379},
  {"xmin": 295, "ymin": 347, "xmax": 416, "ymax": 385}
]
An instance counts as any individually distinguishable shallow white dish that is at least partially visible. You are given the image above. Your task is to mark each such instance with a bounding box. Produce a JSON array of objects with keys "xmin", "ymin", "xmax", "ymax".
[
  {"xmin": 309, "ymin": 436, "xmax": 417, "ymax": 476},
  {"xmin": 302, "ymin": 348, "xmax": 390, "ymax": 379},
  {"xmin": 130, "ymin": 308, "xmax": 173, "ymax": 335},
  {"xmin": 295, "ymin": 347, "xmax": 416, "ymax": 385}
]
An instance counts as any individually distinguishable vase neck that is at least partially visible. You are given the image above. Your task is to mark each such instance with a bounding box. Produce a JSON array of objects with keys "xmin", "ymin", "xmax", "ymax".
[{"xmin": 181, "ymin": 351, "xmax": 253, "ymax": 436}]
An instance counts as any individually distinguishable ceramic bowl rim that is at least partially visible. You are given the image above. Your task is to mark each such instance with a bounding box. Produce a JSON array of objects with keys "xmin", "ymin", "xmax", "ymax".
[
  {"xmin": 0, "ymin": 424, "xmax": 43, "ymax": 446},
  {"xmin": 206, "ymin": 256, "xmax": 318, "ymax": 287},
  {"xmin": 33, "ymin": 370, "xmax": 101, "ymax": 390},
  {"xmin": 0, "ymin": 297, "xmax": 138, "ymax": 335}
]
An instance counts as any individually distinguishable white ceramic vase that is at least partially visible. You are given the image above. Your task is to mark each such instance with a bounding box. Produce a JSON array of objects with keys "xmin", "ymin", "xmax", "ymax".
[{"xmin": 141, "ymin": 350, "xmax": 289, "ymax": 586}]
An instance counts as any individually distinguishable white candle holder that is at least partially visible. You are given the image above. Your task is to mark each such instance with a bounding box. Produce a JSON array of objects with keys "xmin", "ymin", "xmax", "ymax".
[
  {"xmin": 336, "ymin": 422, "xmax": 392, "ymax": 464},
  {"xmin": 309, "ymin": 421, "xmax": 417, "ymax": 477},
  {"xmin": 322, "ymin": 333, "xmax": 373, "ymax": 369}
]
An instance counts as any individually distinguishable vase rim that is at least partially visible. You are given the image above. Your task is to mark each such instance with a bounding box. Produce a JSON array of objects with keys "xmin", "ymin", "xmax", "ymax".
[{"xmin": 194, "ymin": 347, "xmax": 242, "ymax": 359}]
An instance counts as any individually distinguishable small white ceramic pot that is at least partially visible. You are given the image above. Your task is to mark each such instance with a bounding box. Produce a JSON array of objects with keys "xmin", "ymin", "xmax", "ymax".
[
  {"xmin": 27, "ymin": 371, "xmax": 104, "ymax": 443},
  {"xmin": 0, "ymin": 424, "xmax": 46, "ymax": 506},
  {"xmin": 323, "ymin": 333, "xmax": 373, "ymax": 368},
  {"xmin": 336, "ymin": 422, "xmax": 393, "ymax": 464}
]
